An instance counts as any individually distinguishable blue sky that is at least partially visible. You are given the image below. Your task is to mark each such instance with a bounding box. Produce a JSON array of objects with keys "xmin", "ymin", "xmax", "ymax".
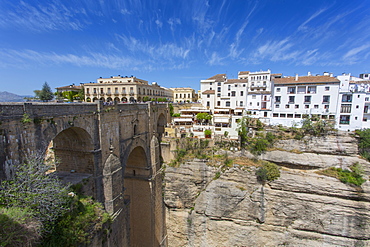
[{"xmin": 1, "ymin": 0, "xmax": 370, "ymax": 95}]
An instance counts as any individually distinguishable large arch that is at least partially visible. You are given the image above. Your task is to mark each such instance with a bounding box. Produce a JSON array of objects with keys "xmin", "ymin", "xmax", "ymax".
[
  {"xmin": 124, "ymin": 146, "xmax": 153, "ymax": 247},
  {"xmin": 45, "ymin": 127, "xmax": 95, "ymax": 196}
]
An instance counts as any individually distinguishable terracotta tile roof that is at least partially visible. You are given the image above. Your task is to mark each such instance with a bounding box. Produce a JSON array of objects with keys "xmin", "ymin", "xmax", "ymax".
[
  {"xmin": 55, "ymin": 85, "xmax": 82, "ymax": 90},
  {"xmin": 274, "ymin": 75, "xmax": 339, "ymax": 84},
  {"xmin": 238, "ymin": 71, "xmax": 250, "ymax": 75},
  {"xmin": 202, "ymin": 90, "xmax": 215, "ymax": 94},
  {"xmin": 225, "ymin": 79, "xmax": 248, "ymax": 84},
  {"xmin": 207, "ymin": 74, "xmax": 226, "ymax": 81},
  {"xmin": 350, "ymin": 80, "xmax": 370, "ymax": 84}
]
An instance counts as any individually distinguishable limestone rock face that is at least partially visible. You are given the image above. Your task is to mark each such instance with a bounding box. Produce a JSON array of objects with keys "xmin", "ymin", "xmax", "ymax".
[{"xmin": 164, "ymin": 134, "xmax": 370, "ymax": 247}]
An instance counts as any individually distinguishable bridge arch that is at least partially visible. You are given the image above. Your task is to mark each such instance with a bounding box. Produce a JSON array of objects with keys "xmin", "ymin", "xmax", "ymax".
[
  {"xmin": 123, "ymin": 145, "xmax": 153, "ymax": 247},
  {"xmin": 47, "ymin": 127, "xmax": 94, "ymax": 174}
]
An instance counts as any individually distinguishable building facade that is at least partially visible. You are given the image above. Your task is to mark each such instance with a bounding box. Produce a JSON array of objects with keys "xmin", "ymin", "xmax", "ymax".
[
  {"xmin": 84, "ymin": 75, "xmax": 173, "ymax": 103},
  {"xmin": 171, "ymin": 87, "xmax": 197, "ymax": 103}
]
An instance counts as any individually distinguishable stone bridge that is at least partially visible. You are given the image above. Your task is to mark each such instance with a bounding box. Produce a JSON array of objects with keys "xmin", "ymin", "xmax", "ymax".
[{"xmin": 0, "ymin": 101, "xmax": 169, "ymax": 246}]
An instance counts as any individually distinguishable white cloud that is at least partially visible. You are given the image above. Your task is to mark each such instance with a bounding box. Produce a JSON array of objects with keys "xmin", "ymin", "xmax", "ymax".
[
  {"xmin": 0, "ymin": 1, "xmax": 87, "ymax": 31},
  {"xmin": 298, "ymin": 8, "xmax": 327, "ymax": 31},
  {"xmin": 155, "ymin": 19, "xmax": 163, "ymax": 28},
  {"xmin": 343, "ymin": 43, "xmax": 370, "ymax": 60}
]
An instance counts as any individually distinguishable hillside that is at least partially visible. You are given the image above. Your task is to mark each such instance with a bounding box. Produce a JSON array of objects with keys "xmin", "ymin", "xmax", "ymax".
[{"xmin": 0, "ymin": 91, "xmax": 28, "ymax": 102}]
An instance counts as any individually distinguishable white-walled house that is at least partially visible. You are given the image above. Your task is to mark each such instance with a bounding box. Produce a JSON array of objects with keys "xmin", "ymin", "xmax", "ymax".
[
  {"xmin": 336, "ymin": 74, "xmax": 370, "ymax": 131},
  {"xmin": 270, "ymin": 75, "xmax": 340, "ymax": 127}
]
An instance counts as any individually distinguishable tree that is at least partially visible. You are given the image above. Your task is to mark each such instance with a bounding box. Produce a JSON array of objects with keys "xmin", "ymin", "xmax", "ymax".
[
  {"xmin": 196, "ymin": 112, "xmax": 212, "ymax": 124},
  {"xmin": 237, "ymin": 116, "xmax": 251, "ymax": 147},
  {"xmin": 38, "ymin": 82, "xmax": 54, "ymax": 101},
  {"xmin": 0, "ymin": 155, "xmax": 70, "ymax": 232}
]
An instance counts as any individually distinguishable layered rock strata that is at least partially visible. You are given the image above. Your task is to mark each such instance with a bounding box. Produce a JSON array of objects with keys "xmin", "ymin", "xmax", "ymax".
[{"xmin": 164, "ymin": 133, "xmax": 370, "ymax": 246}]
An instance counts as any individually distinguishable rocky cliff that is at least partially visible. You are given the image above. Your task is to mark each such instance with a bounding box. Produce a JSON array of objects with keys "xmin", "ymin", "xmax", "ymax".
[{"xmin": 163, "ymin": 132, "xmax": 370, "ymax": 246}]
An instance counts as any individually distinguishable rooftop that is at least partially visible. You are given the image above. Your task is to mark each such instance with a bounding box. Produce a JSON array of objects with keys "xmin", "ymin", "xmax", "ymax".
[{"xmin": 274, "ymin": 75, "xmax": 340, "ymax": 84}]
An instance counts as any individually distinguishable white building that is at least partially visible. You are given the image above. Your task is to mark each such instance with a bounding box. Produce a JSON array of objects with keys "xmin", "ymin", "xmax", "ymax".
[
  {"xmin": 336, "ymin": 73, "xmax": 370, "ymax": 130},
  {"xmin": 270, "ymin": 74, "xmax": 340, "ymax": 127},
  {"xmin": 239, "ymin": 69, "xmax": 273, "ymax": 121}
]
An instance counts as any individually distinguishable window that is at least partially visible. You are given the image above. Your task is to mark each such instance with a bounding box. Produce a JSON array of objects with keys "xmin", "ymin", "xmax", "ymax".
[
  {"xmin": 275, "ymin": 104, "xmax": 280, "ymax": 108},
  {"xmin": 252, "ymin": 95, "xmax": 256, "ymax": 99},
  {"xmin": 287, "ymin": 114, "xmax": 293, "ymax": 118},
  {"xmin": 339, "ymin": 115, "xmax": 350, "ymax": 125},
  {"xmin": 257, "ymin": 102, "xmax": 260, "ymax": 106},
  {"xmin": 231, "ymin": 91, "xmax": 236, "ymax": 96},
  {"xmin": 323, "ymin": 95, "xmax": 330, "ymax": 103},
  {"xmin": 285, "ymin": 104, "xmax": 290, "ymax": 108},
  {"xmin": 217, "ymin": 82, "xmax": 221, "ymax": 86},
  {"xmin": 295, "ymin": 104, "xmax": 299, "ymax": 109},
  {"xmin": 304, "ymin": 96, "xmax": 311, "ymax": 103},
  {"xmin": 297, "ymin": 86, "xmax": 306, "ymax": 93},
  {"xmin": 240, "ymin": 91, "xmax": 244, "ymax": 96},
  {"xmin": 250, "ymin": 102, "xmax": 252, "ymax": 106},
  {"xmin": 295, "ymin": 114, "xmax": 301, "ymax": 118},
  {"xmin": 240, "ymin": 101, "xmax": 243, "ymax": 106},
  {"xmin": 273, "ymin": 113, "xmax": 279, "ymax": 117},
  {"xmin": 366, "ymin": 97, "xmax": 369, "ymax": 101},
  {"xmin": 93, "ymin": 88, "xmax": 97, "ymax": 94},
  {"xmin": 226, "ymin": 101, "xmax": 230, "ymax": 107},
  {"xmin": 307, "ymin": 86, "xmax": 316, "ymax": 94},
  {"xmin": 314, "ymin": 105, "xmax": 319, "ymax": 109},
  {"xmin": 217, "ymin": 101, "xmax": 220, "ymax": 106},
  {"xmin": 342, "ymin": 94, "xmax": 352, "ymax": 102},
  {"xmin": 210, "ymin": 82, "xmax": 213, "ymax": 85},
  {"xmin": 276, "ymin": 88, "xmax": 281, "ymax": 92},
  {"xmin": 100, "ymin": 88, "xmax": 104, "ymax": 94},
  {"xmin": 243, "ymin": 84, "xmax": 246, "ymax": 87},
  {"xmin": 288, "ymin": 87, "xmax": 296, "ymax": 94},
  {"xmin": 86, "ymin": 88, "xmax": 90, "ymax": 94},
  {"xmin": 217, "ymin": 87, "xmax": 221, "ymax": 92},
  {"xmin": 324, "ymin": 105, "xmax": 329, "ymax": 109},
  {"xmin": 325, "ymin": 86, "xmax": 330, "ymax": 91},
  {"xmin": 207, "ymin": 94, "xmax": 210, "ymax": 98},
  {"xmin": 340, "ymin": 104, "xmax": 352, "ymax": 113},
  {"xmin": 289, "ymin": 96, "xmax": 295, "ymax": 103},
  {"xmin": 217, "ymin": 93, "xmax": 221, "ymax": 97},
  {"xmin": 207, "ymin": 101, "xmax": 210, "ymax": 107},
  {"xmin": 228, "ymin": 85, "xmax": 231, "ymax": 90},
  {"xmin": 356, "ymin": 105, "xmax": 359, "ymax": 109},
  {"xmin": 280, "ymin": 113, "xmax": 286, "ymax": 118},
  {"xmin": 365, "ymin": 106, "xmax": 369, "ymax": 113},
  {"xmin": 305, "ymin": 105, "xmax": 309, "ymax": 109},
  {"xmin": 275, "ymin": 96, "xmax": 281, "ymax": 103}
]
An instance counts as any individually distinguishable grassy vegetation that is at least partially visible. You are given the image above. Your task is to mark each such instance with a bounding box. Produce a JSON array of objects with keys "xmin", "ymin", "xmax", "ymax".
[{"xmin": 317, "ymin": 163, "xmax": 366, "ymax": 186}]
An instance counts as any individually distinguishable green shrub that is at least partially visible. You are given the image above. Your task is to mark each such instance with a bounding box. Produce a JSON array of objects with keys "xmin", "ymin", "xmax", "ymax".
[
  {"xmin": 42, "ymin": 197, "xmax": 111, "ymax": 246},
  {"xmin": 249, "ymin": 138, "xmax": 269, "ymax": 155},
  {"xmin": 256, "ymin": 162, "xmax": 280, "ymax": 182},
  {"xmin": 318, "ymin": 163, "xmax": 366, "ymax": 186}
]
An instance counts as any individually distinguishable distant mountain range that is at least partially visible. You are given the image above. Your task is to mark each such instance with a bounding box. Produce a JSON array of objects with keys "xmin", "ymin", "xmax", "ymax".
[{"xmin": 0, "ymin": 91, "xmax": 30, "ymax": 102}]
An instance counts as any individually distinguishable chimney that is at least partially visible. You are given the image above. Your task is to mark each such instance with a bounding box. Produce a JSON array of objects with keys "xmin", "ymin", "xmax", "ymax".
[
  {"xmin": 330, "ymin": 73, "xmax": 333, "ymax": 77},
  {"xmin": 295, "ymin": 74, "xmax": 298, "ymax": 81},
  {"xmin": 308, "ymin": 72, "xmax": 311, "ymax": 76}
]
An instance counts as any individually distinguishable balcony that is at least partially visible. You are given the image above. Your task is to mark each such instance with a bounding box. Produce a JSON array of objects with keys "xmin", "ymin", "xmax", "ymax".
[{"xmin": 250, "ymin": 84, "xmax": 267, "ymax": 89}]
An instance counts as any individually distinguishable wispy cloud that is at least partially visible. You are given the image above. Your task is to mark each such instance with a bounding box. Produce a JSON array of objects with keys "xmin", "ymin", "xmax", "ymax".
[
  {"xmin": 0, "ymin": 48, "xmax": 141, "ymax": 69},
  {"xmin": 0, "ymin": 1, "xmax": 88, "ymax": 31},
  {"xmin": 117, "ymin": 35, "xmax": 191, "ymax": 60},
  {"xmin": 298, "ymin": 8, "xmax": 327, "ymax": 31},
  {"xmin": 343, "ymin": 43, "xmax": 370, "ymax": 62}
]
